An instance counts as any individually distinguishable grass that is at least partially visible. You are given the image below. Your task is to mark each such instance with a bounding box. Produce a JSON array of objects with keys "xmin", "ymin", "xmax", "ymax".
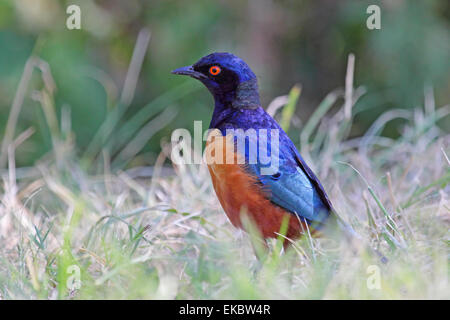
[{"xmin": 0, "ymin": 53, "xmax": 448, "ymax": 299}]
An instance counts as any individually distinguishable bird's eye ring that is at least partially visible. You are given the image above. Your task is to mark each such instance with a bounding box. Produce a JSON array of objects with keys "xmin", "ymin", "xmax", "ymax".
[{"xmin": 209, "ymin": 65, "xmax": 221, "ymax": 76}]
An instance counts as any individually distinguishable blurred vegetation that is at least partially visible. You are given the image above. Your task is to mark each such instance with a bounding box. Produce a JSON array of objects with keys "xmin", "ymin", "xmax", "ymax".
[{"xmin": 0, "ymin": 0, "xmax": 449, "ymax": 168}]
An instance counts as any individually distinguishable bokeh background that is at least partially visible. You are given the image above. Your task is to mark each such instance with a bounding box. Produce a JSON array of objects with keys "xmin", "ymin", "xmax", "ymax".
[{"xmin": 0, "ymin": 0, "xmax": 449, "ymax": 168}]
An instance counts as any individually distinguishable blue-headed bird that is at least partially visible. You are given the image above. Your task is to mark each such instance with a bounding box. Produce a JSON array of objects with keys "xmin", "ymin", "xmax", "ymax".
[{"xmin": 172, "ymin": 52, "xmax": 345, "ymax": 248}]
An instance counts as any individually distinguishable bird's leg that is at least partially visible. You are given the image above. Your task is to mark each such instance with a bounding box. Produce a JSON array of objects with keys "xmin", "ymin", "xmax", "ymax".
[
  {"xmin": 239, "ymin": 211, "xmax": 269, "ymax": 260},
  {"xmin": 250, "ymin": 236, "xmax": 269, "ymax": 262},
  {"xmin": 250, "ymin": 238, "xmax": 269, "ymax": 277}
]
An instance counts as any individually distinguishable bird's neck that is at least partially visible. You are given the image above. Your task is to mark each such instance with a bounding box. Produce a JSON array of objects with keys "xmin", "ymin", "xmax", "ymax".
[{"xmin": 210, "ymin": 78, "xmax": 261, "ymax": 129}]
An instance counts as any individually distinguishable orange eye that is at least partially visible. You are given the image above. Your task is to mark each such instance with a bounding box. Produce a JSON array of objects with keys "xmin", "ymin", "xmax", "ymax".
[{"xmin": 209, "ymin": 65, "xmax": 221, "ymax": 76}]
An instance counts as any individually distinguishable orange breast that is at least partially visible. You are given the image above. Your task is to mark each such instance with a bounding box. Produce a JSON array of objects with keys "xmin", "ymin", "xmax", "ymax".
[{"xmin": 205, "ymin": 130, "xmax": 306, "ymax": 240}]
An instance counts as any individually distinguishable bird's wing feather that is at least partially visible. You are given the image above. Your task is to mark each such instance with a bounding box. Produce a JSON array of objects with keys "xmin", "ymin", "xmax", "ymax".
[
  {"xmin": 289, "ymin": 146, "xmax": 334, "ymax": 212},
  {"xmin": 238, "ymin": 133, "xmax": 331, "ymax": 226}
]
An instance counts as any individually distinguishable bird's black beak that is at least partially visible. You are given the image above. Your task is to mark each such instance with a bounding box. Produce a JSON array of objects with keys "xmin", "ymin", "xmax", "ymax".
[{"xmin": 171, "ymin": 65, "xmax": 206, "ymax": 80}]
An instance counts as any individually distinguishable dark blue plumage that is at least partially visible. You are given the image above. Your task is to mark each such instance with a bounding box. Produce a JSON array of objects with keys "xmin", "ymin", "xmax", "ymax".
[
  {"xmin": 216, "ymin": 106, "xmax": 332, "ymax": 228},
  {"xmin": 172, "ymin": 52, "xmax": 334, "ymax": 239}
]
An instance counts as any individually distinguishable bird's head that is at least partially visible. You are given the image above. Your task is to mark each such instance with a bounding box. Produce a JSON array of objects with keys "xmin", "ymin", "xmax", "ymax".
[{"xmin": 172, "ymin": 52, "xmax": 260, "ymax": 109}]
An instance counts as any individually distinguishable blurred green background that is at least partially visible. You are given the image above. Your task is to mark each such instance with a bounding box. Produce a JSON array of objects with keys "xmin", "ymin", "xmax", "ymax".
[{"xmin": 0, "ymin": 0, "xmax": 449, "ymax": 168}]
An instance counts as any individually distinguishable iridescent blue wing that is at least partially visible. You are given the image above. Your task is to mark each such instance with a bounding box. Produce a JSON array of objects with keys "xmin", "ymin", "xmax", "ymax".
[{"xmin": 240, "ymin": 132, "xmax": 332, "ymax": 227}]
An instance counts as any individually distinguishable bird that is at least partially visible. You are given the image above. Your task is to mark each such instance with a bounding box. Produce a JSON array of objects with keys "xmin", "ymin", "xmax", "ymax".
[{"xmin": 172, "ymin": 52, "xmax": 343, "ymax": 249}]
